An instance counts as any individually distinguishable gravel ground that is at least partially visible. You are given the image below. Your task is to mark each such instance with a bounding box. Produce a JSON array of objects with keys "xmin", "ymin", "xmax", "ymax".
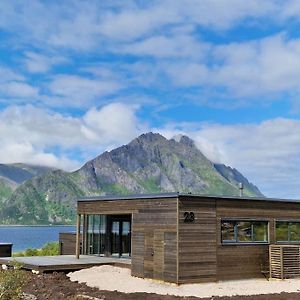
[
  {"xmin": 68, "ymin": 265, "xmax": 300, "ymax": 298},
  {"xmin": 20, "ymin": 269, "xmax": 300, "ymax": 300}
]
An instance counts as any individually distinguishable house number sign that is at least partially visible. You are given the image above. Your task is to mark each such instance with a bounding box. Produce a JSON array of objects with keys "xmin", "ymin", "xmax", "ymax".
[{"xmin": 184, "ymin": 212, "xmax": 195, "ymax": 223}]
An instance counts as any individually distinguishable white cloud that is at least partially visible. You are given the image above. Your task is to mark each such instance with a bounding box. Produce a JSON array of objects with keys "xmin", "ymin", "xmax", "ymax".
[
  {"xmin": 157, "ymin": 118, "xmax": 300, "ymax": 199},
  {"xmin": 0, "ymin": 103, "xmax": 144, "ymax": 170},
  {"xmin": 1, "ymin": 102, "xmax": 300, "ymax": 199},
  {"xmin": 82, "ymin": 103, "xmax": 145, "ymax": 145},
  {"xmin": 0, "ymin": 0, "xmax": 281, "ymax": 51},
  {"xmin": 24, "ymin": 52, "xmax": 67, "ymax": 73},
  {"xmin": 48, "ymin": 75, "xmax": 122, "ymax": 107},
  {"xmin": 118, "ymin": 34, "xmax": 209, "ymax": 59},
  {"xmin": 0, "ymin": 65, "xmax": 39, "ymax": 100}
]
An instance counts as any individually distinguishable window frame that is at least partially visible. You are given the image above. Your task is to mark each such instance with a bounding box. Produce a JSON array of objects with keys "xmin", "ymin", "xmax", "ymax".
[
  {"xmin": 221, "ymin": 218, "xmax": 270, "ymax": 245},
  {"xmin": 275, "ymin": 220, "xmax": 300, "ymax": 243}
]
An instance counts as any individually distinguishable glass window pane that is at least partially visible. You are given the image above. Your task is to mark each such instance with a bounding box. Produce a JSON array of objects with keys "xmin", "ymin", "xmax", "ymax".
[
  {"xmin": 253, "ymin": 222, "xmax": 268, "ymax": 242},
  {"xmin": 99, "ymin": 215, "xmax": 106, "ymax": 255},
  {"xmin": 237, "ymin": 221, "xmax": 252, "ymax": 242},
  {"xmin": 221, "ymin": 221, "xmax": 235, "ymax": 242},
  {"xmin": 290, "ymin": 222, "xmax": 300, "ymax": 241},
  {"xmin": 276, "ymin": 222, "xmax": 289, "ymax": 241}
]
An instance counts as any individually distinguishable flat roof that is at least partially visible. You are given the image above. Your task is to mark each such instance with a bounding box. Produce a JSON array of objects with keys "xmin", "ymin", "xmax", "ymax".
[{"xmin": 78, "ymin": 192, "xmax": 300, "ymax": 204}]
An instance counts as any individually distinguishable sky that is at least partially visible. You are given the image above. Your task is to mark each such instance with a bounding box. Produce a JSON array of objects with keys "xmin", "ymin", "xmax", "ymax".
[{"xmin": 1, "ymin": 1, "xmax": 300, "ymax": 198}]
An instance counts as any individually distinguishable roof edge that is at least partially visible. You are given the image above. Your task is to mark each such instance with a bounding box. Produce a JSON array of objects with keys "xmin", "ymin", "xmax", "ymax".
[{"xmin": 77, "ymin": 192, "xmax": 300, "ymax": 204}]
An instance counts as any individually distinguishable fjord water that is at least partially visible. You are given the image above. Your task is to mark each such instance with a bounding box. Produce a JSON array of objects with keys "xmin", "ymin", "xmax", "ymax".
[{"xmin": 0, "ymin": 225, "xmax": 76, "ymax": 252}]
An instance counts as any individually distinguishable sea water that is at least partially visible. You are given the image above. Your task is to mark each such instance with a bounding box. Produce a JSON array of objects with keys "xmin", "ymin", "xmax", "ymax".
[{"xmin": 0, "ymin": 225, "xmax": 76, "ymax": 252}]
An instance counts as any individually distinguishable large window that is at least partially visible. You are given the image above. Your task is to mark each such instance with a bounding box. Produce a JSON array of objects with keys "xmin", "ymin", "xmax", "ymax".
[
  {"xmin": 221, "ymin": 220, "xmax": 269, "ymax": 244},
  {"xmin": 86, "ymin": 215, "xmax": 106, "ymax": 255},
  {"xmin": 276, "ymin": 221, "xmax": 300, "ymax": 242}
]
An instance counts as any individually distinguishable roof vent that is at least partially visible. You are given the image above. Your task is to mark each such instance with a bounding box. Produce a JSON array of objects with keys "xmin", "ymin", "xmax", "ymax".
[{"xmin": 239, "ymin": 182, "xmax": 244, "ymax": 197}]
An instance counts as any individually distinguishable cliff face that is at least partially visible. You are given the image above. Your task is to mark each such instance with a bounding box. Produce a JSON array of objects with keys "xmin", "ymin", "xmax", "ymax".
[{"xmin": 0, "ymin": 132, "xmax": 263, "ymax": 224}]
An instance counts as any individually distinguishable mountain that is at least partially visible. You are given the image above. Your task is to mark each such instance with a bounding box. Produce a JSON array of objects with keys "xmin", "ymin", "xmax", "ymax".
[
  {"xmin": 0, "ymin": 163, "xmax": 55, "ymax": 184},
  {"xmin": 0, "ymin": 133, "xmax": 263, "ymax": 224},
  {"xmin": 0, "ymin": 163, "xmax": 55, "ymax": 212}
]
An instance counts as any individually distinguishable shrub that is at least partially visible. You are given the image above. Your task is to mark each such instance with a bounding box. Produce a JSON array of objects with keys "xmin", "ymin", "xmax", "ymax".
[
  {"xmin": 13, "ymin": 242, "xmax": 60, "ymax": 257},
  {"xmin": 0, "ymin": 264, "xmax": 28, "ymax": 300}
]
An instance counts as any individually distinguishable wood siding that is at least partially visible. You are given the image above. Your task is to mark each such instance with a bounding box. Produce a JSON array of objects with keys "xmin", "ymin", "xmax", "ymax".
[
  {"xmin": 78, "ymin": 197, "xmax": 178, "ymax": 283},
  {"xmin": 77, "ymin": 195, "xmax": 300, "ymax": 283},
  {"xmin": 59, "ymin": 232, "xmax": 78, "ymax": 255},
  {"xmin": 178, "ymin": 197, "xmax": 217, "ymax": 283},
  {"xmin": 216, "ymin": 199, "xmax": 300, "ymax": 281}
]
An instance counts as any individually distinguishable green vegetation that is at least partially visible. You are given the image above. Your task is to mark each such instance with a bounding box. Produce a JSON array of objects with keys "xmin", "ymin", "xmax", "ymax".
[
  {"xmin": 0, "ymin": 263, "xmax": 28, "ymax": 300},
  {"xmin": 139, "ymin": 178, "xmax": 161, "ymax": 193},
  {"xmin": 13, "ymin": 242, "xmax": 59, "ymax": 257},
  {"xmin": 0, "ymin": 133, "xmax": 263, "ymax": 225},
  {"xmin": 101, "ymin": 183, "xmax": 131, "ymax": 195}
]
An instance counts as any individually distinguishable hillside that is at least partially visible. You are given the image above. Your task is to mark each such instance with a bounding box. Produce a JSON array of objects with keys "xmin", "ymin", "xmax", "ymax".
[
  {"xmin": 0, "ymin": 164, "xmax": 55, "ymax": 212},
  {"xmin": 0, "ymin": 133, "xmax": 263, "ymax": 224}
]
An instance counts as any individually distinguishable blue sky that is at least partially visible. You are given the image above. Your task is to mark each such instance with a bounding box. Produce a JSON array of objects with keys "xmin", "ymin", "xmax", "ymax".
[{"xmin": 1, "ymin": 0, "xmax": 300, "ymax": 198}]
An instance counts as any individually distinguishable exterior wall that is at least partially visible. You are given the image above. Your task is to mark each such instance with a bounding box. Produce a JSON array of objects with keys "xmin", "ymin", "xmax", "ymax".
[
  {"xmin": 178, "ymin": 197, "xmax": 217, "ymax": 283},
  {"xmin": 216, "ymin": 199, "xmax": 300, "ymax": 280},
  {"xmin": 77, "ymin": 195, "xmax": 300, "ymax": 284},
  {"xmin": 77, "ymin": 197, "xmax": 178, "ymax": 283},
  {"xmin": 59, "ymin": 232, "xmax": 78, "ymax": 255}
]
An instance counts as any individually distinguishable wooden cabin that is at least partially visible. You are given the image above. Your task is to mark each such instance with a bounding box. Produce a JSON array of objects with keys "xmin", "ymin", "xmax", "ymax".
[{"xmin": 71, "ymin": 193, "xmax": 300, "ymax": 284}]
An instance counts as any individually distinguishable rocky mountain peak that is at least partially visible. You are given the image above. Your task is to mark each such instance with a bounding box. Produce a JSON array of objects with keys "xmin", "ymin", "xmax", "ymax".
[
  {"xmin": 178, "ymin": 135, "xmax": 195, "ymax": 148},
  {"xmin": 0, "ymin": 132, "xmax": 264, "ymax": 225},
  {"xmin": 133, "ymin": 132, "xmax": 167, "ymax": 144}
]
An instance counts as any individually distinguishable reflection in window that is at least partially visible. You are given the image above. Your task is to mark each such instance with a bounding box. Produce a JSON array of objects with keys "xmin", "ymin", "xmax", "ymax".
[
  {"xmin": 276, "ymin": 221, "xmax": 300, "ymax": 242},
  {"xmin": 221, "ymin": 220, "xmax": 268, "ymax": 244},
  {"xmin": 238, "ymin": 221, "xmax": 252, "ymax": 242},
  {"xmin": 221, "ymin": 221, "xmax": 235, "ymax": 242}
]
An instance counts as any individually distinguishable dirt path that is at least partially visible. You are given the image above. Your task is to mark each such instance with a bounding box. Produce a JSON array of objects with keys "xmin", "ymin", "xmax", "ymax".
[{"xmin": 22, "ymin": 271, "xmax": 300, "ymax": 300}]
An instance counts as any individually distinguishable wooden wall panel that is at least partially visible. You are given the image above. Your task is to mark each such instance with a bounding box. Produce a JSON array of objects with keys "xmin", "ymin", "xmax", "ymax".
[
  {"xmin": 79, "ymin": 197, "xmax": 178, "ymax": 283},
  {"xmin": 216, "ymin": 199, "xmax": 300, "ymax": 281},
  {"xmin": 131, "ymin": 231, "xmax": 144, "ymax": 277},
  {"xmin": 164, "ymin": 232, "xmax": 177, "ymax": 283},
  {"xmin": 59, "ymin": 232, "xmax": 78, "ymax": 255},
  {"xmin": 178, "ymin": 198, "xmax": 217, "ymax": 284}
]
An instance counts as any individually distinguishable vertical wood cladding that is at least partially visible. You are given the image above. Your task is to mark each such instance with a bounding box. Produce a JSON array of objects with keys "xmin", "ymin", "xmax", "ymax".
[
  {"xmin": 178, "ymin": 197, "xmax": 217, "ymax": 283},
  {"xmin": 78, "ymin": 197, "xmax": 178, "ymax": 283}
]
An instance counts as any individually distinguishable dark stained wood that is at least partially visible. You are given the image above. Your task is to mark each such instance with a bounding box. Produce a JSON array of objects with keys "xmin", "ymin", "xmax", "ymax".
[
  {"xmin": 0, "ymin": 244, "xmax": 12, "ymax": 257},
  {"xmin": 216, "ymin": 199, "xmax": 300, "ymax": 281},
  {"xmin": 178, "ymin": 197, "xmax": 217, "ymax": 284},
  {"xmin": 77, "ymin": 195, "xmax": 300, "ymax": 284},
  {"xmin": 78, "ymin": 197, "xmax": 178, "ymax": 283},
  {"xmin": 59, "ymin": 232, "xmax": 78, "ymax": 255}
]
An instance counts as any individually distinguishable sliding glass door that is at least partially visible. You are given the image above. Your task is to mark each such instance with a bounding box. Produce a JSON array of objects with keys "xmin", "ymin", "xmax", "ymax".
[
  {"xmin": 86, "ymin": 215, "xmax": 106, "ymax": 256},
  {"xmin": 84, "ymin": 214, "xmax": 131, "ymax": 257}
]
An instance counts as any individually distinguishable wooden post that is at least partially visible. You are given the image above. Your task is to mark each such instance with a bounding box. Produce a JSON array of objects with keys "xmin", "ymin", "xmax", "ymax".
[
  {"xmin": 280, "ymin": 246, "xmax": 283, "ymax": 279},
  {"xmin": 76, "ymin": 214, "xmax": 81, "ymax": 259},
  {"xmin": 269, "ymin": 245, "xmax": 272, "ymax": 279}
]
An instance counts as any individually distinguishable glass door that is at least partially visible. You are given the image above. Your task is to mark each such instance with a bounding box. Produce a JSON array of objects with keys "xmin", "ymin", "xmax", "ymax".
[
  {"xmin": 111, "ymin": 221, "xmax": 121, "ymax": 257},
  {"xmin": 110, "ymin": 216, "xmax": 131, "ymax": 257},
  {"xmin": 121, "ymin": 221, "xmax": 131, "ymax": 257}
]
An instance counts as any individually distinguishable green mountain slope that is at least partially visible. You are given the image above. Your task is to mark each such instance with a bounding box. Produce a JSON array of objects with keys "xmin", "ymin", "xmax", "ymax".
[{"xmin": 0, "ymin": 133, "xmax": 264, "ymax": 224}]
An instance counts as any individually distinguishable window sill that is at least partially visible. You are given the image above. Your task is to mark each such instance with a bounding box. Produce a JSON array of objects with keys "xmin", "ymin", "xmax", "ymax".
[
  {"xmin": 275, "ymin": 241, "xmax": 300, "ymax": 244},
  {"xmin": 221, "ymin": 242, "xmax": 269, "ymax": 246}
]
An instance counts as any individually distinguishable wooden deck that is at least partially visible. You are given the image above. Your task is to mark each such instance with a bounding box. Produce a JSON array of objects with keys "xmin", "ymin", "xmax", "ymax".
[{"xmin": 0, "ymin": 255, "xmax": 131, "ymax": 273}]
